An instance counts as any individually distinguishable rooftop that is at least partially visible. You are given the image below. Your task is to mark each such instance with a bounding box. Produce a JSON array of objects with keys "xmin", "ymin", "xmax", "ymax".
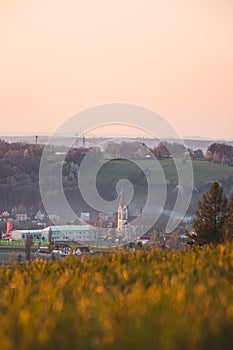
[{"xmin": 42, "ymin": 225, "xmax": 96, "ymax": 232}]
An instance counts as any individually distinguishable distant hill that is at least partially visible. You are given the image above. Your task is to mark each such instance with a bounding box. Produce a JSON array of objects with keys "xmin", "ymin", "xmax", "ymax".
[{"xmin": 1, "ymin": 135, "xmax": 233, "ymax": 152}]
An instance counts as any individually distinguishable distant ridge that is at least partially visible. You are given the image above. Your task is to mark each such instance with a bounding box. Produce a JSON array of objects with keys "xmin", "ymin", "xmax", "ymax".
[{"xmin": 1, "ymin": 135, "xmax": 233, "ymax": 152}]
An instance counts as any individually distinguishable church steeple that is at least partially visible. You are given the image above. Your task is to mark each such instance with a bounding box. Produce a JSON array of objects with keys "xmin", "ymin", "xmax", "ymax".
[
  {"xmin": 119, "ymin": 189, "xmax": 123, "ymax": 208},
  {"xmin": 117, "ymin": 189, "xmax": 128, "ymax": 232}
]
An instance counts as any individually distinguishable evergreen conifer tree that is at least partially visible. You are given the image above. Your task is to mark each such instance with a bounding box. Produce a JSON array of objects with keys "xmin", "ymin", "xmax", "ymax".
[
  {"xmin": 225, "ymin": 193, "xmax": 233, "ymax": 240},
  {"xmin": 193, "ymin": 182, "xmax": 228, "ymax": 244}
]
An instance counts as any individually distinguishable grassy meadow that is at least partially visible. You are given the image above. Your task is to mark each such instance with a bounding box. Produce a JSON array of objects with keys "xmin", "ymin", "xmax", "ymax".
[
  {"xmin": 1, "ymin": 244, "xmax": 233, "ymax": 350},
  {"xmin": 95, "ymin": 158, "xmax": 233, "ymax": 214},
  {"xmin": 98, "ymin": 158, "xmax": 233, "ymax": 186}
]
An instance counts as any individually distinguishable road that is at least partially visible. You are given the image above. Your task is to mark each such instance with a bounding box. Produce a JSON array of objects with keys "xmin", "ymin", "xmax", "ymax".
[{"xmin": 0, "ymin": 247, "xmax": 37, "ymax": 264}]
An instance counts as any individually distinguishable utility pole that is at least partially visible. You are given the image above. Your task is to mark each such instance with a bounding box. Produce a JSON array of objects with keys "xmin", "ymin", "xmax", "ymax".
[
  {"xmin": 48, "ymin": 227, "xmax": 53, "ymax": 253},
  {"xmin": 48, "ymin": 227, "xmax": 55, "ymax": 260},
  {"xmin": 25, "ymin": 233, "xmax": 32, "ymax": 262}
]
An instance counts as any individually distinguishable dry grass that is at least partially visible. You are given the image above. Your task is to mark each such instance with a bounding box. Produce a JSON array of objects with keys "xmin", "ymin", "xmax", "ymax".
[{"xmin": 0, "ymin": 244, "xmax": 233, "ymax": 349}]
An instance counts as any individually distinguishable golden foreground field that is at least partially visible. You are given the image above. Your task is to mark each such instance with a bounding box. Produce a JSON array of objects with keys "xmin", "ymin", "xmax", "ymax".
[{"xmin": 0, "ymin": 245, "xmax": 233, "ymax": 350}]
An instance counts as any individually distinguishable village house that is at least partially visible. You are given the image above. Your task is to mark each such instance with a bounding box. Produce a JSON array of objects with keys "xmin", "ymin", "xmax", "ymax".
[
  {"xmin": 15, "ymin": 213, "xmax": 28, "ymax": 221},
  {"xmin": 0, "ymin": 211, "xmax": 11, "ymax": 221},
  {"xmin": 34, "ymin": 210, "xmax": 45, "ymax": 221}
]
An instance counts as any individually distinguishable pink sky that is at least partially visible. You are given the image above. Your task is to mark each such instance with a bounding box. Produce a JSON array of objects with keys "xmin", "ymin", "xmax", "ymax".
[{"xmin": 0, "ymin": 0, "xmax": 233, "ymax": 138}]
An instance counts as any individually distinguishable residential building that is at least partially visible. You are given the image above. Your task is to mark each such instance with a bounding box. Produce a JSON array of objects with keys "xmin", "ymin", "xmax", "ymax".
[{"xmin": 15, "ymin": 213, "xmax": 28, "ymax": 221}]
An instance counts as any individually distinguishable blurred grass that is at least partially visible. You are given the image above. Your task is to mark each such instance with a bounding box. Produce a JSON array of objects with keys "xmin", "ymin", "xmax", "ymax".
[{"xmin": 1, "ymin": 244, "xmax": 233, "ymax": 349}]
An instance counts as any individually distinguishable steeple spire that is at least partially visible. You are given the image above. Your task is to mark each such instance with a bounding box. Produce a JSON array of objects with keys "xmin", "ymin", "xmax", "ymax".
[
  {"xmin": 117, "ymin": 189, "xmax": 128, "ymax": 233},
  {"xmin": 119, "ymin": 189, "xmax": 123, "ymax": 208}
]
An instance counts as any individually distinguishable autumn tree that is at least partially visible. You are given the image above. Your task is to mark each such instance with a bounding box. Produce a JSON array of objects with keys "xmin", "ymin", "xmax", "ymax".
[
  {"xmin": 206, "ymin": 143, "xmax": 233, "ymax": 165},
  {"xmin": 193, "ymin": 182, "xmax": 228, "ymax": 244}
]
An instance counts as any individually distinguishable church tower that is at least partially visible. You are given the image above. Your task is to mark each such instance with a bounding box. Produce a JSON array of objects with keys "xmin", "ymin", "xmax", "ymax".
[{"xmin": 117, "ymin": 190, "xmax": 128, "ymax": 232}]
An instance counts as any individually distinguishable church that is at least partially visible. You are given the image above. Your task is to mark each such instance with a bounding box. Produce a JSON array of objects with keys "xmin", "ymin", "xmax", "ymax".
[{"xmin": 117, "ymin": 190, "xmax": 128, "ymax": 232}]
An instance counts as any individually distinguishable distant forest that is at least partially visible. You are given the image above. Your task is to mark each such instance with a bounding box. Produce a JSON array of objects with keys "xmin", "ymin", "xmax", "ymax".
[
  {"xmin": 0, "ymin": 140, "xmax": 95, "ymax": 216},
  {"xmin": 0, "ymin": 140, "xmax": 43, "ymax": 214},
  {"xmin": 0, "ymin": 139, "xmax": 233, "ymax": 216}
]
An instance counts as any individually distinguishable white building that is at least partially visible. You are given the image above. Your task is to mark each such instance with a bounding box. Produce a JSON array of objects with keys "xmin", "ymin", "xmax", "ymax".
[
  {"xmin": 34, "ymin": 210, "xmax": 45, "ymax": 220},
  {"xmin": 42, "ymin": 225, "xmax": 98, "ymax": 242},
  {"xmin": 15, "ymin": 213, "xmax": 28, "ymax": 221},
  {"xmin": 11, "ymin": 225, "xmax": 98, "ymax": 243},
  {"xmin": 80, "ymin": 212, "xmax": 90, "ymax": 221},
  {"xmin": 11, "ymin": 229, "xmax": 42, "ymax": 240}
]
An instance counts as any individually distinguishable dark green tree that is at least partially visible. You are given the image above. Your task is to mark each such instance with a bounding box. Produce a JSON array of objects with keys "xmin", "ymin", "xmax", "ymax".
[
  {"xmin": 193, "ymin": 182, "xmax": 228, "ymax": 244},
  {"xmin": 224, "ymin": 193, "xmax": 233, "ymax": 240}
]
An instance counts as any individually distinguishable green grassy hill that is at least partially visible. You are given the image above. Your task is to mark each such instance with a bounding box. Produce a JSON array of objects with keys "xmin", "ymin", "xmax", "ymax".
[
  {"xmin": 98, "ymin": 158, "xmax": 233, "ymax": 186},
  {"xmin": 95, "ymin": 158, "xmax": 233, "ymax": 216}
]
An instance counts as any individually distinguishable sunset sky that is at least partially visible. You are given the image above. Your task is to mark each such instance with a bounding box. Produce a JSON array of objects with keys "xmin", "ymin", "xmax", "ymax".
[{"xmin": 0, "ymin": 0, "xmax": 233, "ymax": 138}]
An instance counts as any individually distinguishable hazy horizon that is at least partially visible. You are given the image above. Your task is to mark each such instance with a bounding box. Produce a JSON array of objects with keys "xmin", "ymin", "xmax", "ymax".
[{"xmin": 1, "ymin": 131, "xmax": 233, "ymax": 142}]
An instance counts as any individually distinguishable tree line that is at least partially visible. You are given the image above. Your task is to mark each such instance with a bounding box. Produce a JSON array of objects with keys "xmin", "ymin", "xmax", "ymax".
[
  {"xmin": 0, "ymin": 140, "xmax": 95, "ymax": 217},
  {"xmin": 0, "ymin": 140, "xmax": 43, "ymax": 213},
  {"xmin": 152, "ymin": 141, "xmax": 233, "ymax": 165},
  {"xmin": 205, "ymin": 143, "xmax": 233, "ymax": 165}
]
